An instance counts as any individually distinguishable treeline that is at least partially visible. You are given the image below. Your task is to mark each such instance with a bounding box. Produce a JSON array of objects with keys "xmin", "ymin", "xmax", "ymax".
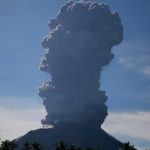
[{"xmin": 0, "ymin": 140, "xmax": 148, "ymax": 150}]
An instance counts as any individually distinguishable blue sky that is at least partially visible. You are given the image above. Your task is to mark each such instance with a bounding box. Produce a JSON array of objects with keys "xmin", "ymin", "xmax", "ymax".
[{"xmin": 0, "ymin": 0, "xmax": 150, "ymax": 149}]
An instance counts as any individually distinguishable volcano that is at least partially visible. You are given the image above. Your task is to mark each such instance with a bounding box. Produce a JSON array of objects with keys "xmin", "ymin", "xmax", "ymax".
[{"xmin": 15, "ymin": 1, "xmax": 123, "ymax": 150}]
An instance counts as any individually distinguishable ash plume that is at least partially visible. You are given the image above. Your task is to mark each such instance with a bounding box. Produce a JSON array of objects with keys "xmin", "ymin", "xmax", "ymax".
[{"xmin": 39, "ymin": 1, "xmax": 123, "ymax": 128}]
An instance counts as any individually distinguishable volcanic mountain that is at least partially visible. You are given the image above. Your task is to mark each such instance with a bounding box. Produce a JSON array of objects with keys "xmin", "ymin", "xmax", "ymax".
[{"xmin": 15, "ymin": 1, "xmax": 123, "ymax": 150}]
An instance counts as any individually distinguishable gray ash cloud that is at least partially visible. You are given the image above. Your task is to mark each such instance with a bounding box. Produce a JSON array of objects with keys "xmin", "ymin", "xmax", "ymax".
[{"xmin": 39, "ymin": 1, "xmax": 123, "ymax": 128}]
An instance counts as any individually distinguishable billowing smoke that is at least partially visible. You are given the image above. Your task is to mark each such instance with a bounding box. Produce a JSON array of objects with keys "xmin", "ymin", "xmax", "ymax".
[{"xmin": 39, "ymin": 1, "xmax": 123, "ymax": 128}]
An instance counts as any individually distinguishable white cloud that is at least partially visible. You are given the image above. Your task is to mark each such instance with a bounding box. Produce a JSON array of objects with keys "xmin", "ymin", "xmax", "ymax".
[
  {"xmin": 1, "ymin": 97, "xmax": 150, "ymax": 149},
  {"xmin": 118, "ymin": 55, "xmax": 150, "ymax": 77},
  {"xmin": 141, "ymin": 66, "xmax": 150, "ymax": 76},
  {"xmin": 118, "ymin": 57, "xmax": 137, "ymax": 69},
  {"xmin": 0, "ymin": 97, "xmax": 46, "ymax": 141},
  {"xmin": 113, "ymin": 40, "xmax": 150, "ymax": 77},
  {"xmin": 102, "ymin": 111, "xmax": 150, "ymax": 146}
]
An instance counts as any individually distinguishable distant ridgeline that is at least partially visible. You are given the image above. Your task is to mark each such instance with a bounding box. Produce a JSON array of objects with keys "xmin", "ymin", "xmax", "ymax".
[{"xmin": 15, "ymin": 1, "xmax": 123, "ymax": 150}]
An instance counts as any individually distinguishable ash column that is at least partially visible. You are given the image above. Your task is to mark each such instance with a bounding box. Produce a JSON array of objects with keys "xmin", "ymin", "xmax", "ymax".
[{"xmin": 39, "ymin": 1, "xmax": 123, "ymax": 128}]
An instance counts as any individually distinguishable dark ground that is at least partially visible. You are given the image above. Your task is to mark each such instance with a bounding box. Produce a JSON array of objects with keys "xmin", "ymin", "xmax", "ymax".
[{"xmin": 15, "ymin": 123, "xmax": 122, "ymax": 150}]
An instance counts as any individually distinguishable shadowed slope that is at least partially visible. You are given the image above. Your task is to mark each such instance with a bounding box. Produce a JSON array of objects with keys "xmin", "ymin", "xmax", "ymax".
[{"xmin": 15, "ymin": 123, "xmax": 122, "ymax": 150}]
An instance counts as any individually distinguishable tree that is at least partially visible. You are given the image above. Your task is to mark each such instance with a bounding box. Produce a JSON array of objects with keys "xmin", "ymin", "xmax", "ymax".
[
  {"xmin": 85, "ymin": 147, "xmax": 95, "ymax": 150},
  {"xmin": 67, "ymin": 144, "xmax": 76, "ymax": 150},
  {"xmin": 120, "ymin": 142, "xmax": 137, "ymax": 150},
  {"xmin": 67, "ymin": 144, "xmax": 83, "ymax": 150},
  {"xmin": 23, "ymin": 141, "xmax": 30, "ymax": 150},
  {"xmin": 0, "ymin": 140, "xmax": 10, "ymax": 150},
  {"xmin": 9, "ymin": 141, "xmax": 17, "ymax": 150},
  {"xmin": 56, "ymin": 141, "xmax": 66, "ymax": 150},
  {"xmin": 55, "ymin": 141, "xmax": 95, "ymax": 150},
  {"xmin": 0, "ymin": 140, "xmax": 17, "ymax": 150},
  {"xmin": 31, "ymin": 142, "xmax": 43, "ymax": 150}
]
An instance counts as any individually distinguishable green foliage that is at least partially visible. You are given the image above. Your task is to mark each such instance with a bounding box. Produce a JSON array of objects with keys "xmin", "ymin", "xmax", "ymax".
[
  {"xmin": 85, "ymin": 147, "xmax": 95, "ymax": 150},
  {"xmin": 0, "ymin": 140, "xmax": 17, "ymax": 150},
  {"xmin": 56, "ymin": 141, "xmax": 67, "ymax": 150},
  {"xmin": 23, "ymin": 141, "xmax": 30, "ymax": 150},
  {"xmin": 67, "ymin": 144, "xmax": 83, "ymax": 150},
  {"xmin": 119, "ymin": 142, "xmax": 137, "ymax": 150},
  {"xmin": 9, "ymin": 142, "xmax": 17, "ymax": 150},
  {"xmin": 23, "ymin": 141, "xmax": 43, "ymax": 150},
  {"xmin": 55, "ymin": 141, "xmax": 95, "ymax": 150},
  {"xmin": 31, "ymin": 142, "xmax": 43, "ymax": 150},
  {"xmin": 1, "ymin": 139, "xmax": 146, "ymax": 150},
  {"xmin": 0, "ymin": 140, "xmax": 9, "ymax": 150}
]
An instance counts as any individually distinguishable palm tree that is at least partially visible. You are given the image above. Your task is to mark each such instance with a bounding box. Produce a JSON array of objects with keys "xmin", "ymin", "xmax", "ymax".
[
  {"xmin": 9, "ymin": 141, "xmax": 17, "ymax": 150},
  {"xmin": 86, "ymin": 147, "xmax": 95, "ymax": 150},
  {"xmin": 120, "ymin": 142, "xmax": 137, "ymax": 150},
  {"xmin": 69, "ymin": 145, "xmax": 83, "ymax": 150},
  {"xmin": 0, "ymin": 140, "xmax": 17, "ymax": 150},
  {"xmin": 0, "ymin": 140, "xmax": 10, "ymax": 150},
  {"xmin": 56, "ymin": 141, "xmax": 66, "ymax": 150},
  {"xmin": 68, "ymin": 144, "xmax": 75, "ymax": 150},
  {"xmin": 31, "ymin": 142, "xmax": 43, "ymax": 150},
  {"xmin": 23, "ymin": 141, "xmax": 30, "ymax": 150}
]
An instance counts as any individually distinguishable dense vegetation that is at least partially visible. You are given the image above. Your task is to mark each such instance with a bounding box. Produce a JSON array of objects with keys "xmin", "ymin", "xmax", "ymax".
[{"xmin": 0, "ymin": 140, "xmax": 148, "ymax": 150}]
